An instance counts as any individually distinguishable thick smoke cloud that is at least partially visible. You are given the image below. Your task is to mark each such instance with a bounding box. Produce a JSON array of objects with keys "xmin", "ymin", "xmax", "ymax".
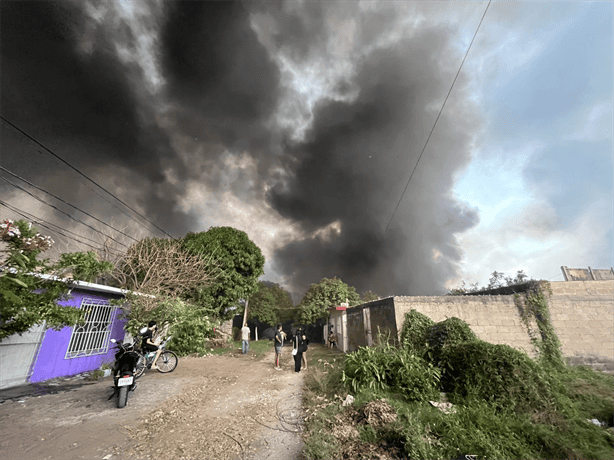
[
  {"xmin": 268, "ymin": 23, "xmax": 481, "ymax": 297},
  {"xmin": 1, "ymin": 1, "xmax": 482, "ymax": 299}
]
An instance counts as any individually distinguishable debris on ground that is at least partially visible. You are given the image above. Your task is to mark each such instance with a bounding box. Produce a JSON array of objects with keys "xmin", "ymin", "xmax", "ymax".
[
  {"xmin": 360, "ymin": 399, "xmax": 397, "ymax": 427},
  {"xmin": 341, "ymin": 394, "xmax": 354, "ymax": 406},
  {"xmin": 429, "ymin": 400, "xmax": 457, "ymax": 414}
]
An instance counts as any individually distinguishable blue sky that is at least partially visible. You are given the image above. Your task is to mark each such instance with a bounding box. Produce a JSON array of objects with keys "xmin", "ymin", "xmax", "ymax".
[{"xmin": 452, "ymin": 1, "xmax": 612, "ymax": 286}]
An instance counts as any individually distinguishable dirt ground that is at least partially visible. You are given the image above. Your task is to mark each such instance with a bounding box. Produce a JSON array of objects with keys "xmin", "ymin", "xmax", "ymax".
[{"xmin": 0, "ymin": 346, "xmax": 306, "ymax": 460}]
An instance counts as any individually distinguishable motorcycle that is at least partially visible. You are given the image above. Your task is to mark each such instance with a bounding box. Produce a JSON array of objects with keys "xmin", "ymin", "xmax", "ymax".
[{"xmin": 108, "ymin": 338, "xmax": 140, "ymax": 408}]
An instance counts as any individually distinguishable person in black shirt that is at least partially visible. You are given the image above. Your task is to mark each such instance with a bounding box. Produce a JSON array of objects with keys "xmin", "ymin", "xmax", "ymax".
[
  {"xmin": 293, "ymin": 328, "xmax": 309, "ymax": 373},
  {"xmin": 141, "ymin": 320, "xmax": 162, "ymax": 370}
]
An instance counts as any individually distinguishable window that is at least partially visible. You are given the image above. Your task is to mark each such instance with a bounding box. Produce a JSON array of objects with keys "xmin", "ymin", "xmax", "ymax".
[{"xmin": 65, "ymin": 298, "xmax": 116, "ymax": 359}]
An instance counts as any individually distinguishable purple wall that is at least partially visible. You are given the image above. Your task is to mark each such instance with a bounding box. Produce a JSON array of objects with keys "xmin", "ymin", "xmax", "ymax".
[{"xmin": 29, "ymin": 289, "xmax": 126, "ymax": 383}]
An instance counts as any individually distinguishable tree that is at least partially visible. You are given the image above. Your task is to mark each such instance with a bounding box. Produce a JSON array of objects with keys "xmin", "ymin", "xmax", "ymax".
[
  {"xmin": 182, "ymin": 227, "xmax": 265, "ymax": 319},
  {"xmin": 296, "ymin": 277, "xmax": 361, "ymax": 325},
  {"xmin": 110, "ymin": 237, "xmax": 219, "ymax": 325},
  {"xmin": 0, "ymin": 219, "xmax": 112, "ymax": 339},
  {"xmin": 248, "ymin": 281, "xmax": 294, "ymax": 326},
  {"xmin": 448, "ymin": 270, "xmax": 532, "ymax": 295},
  {"xmin": 360, "ymin": 290, "xmax": 380, "ymax": 302},
  {"xmin": 55, "ymin": 251, "xmax": 114, "ymax": 283}
]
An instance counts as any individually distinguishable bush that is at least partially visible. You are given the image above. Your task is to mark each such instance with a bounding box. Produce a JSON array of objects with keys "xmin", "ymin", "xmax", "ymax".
[
  {"xmin": 426, "ymin": 317, "xmax": 478, "ymax": 364},
  {"xmin": 399, "ymin": 310, "xmax": 434, "ymax": 357},
  {"xmin": 438, "ymin": 341, "xmax": 558, "ymax": 413},
  {"xmin": 168, "ymin": 307, "xmax": 215, "ymax": 356},
  {"xmin": 343, "ymin": 343, "xmax": 440, "ymax": 402}
]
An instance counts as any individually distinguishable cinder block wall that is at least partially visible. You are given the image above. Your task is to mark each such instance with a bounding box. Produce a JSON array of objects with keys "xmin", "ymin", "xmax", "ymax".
[
  {"xmin": 393, "ymin": 295, "xmax": 537, "ymax": 357},
  {"xmin": 548, "ymin": 281, "xmax": 614, "ymax": 363}
]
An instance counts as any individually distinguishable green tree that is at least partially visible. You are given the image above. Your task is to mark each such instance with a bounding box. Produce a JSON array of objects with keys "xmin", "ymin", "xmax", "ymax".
[
  {"xmin": 55, "ymin": 251, "xmax": 114, "ymax": 283},
  {"xmin": 248, "ymin": 281, "xmax": 294, "ymax": 326},
  {"xmin": 360, "ymin": 290, "xmax": 380, "ymax": 302},
  {"xmin": 448, "ymin": 270, "xmax": 532, "ymax": 295},
  {"xmin": 0, "ymin": 219, "xmax": 112, "ymax": 339},
  {"xmin": 297, "ymin": 277, "xmax": 360, "ymax": 325},
  {"xmin": 182, "ymin": 227, "xmax": 265, "ymax": 318}
]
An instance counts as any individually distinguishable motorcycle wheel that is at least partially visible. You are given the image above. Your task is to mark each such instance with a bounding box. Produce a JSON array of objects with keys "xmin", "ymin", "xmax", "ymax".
[
  {"xmin": 156, "ymin": 351, "xmax": 178, "ymax": 373},
  {"xmin": 134, "ymin": 355, "xmax": 146, "ymax": 379},
  {"xmin": 117, "ymin": 386, "xmax": 129, "ymax": 408}
]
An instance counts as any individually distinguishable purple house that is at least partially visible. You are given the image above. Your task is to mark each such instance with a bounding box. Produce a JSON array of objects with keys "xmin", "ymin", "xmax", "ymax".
[{"xmin": 0, "ymin": 277, "xmax": 128, "ymax": 388}]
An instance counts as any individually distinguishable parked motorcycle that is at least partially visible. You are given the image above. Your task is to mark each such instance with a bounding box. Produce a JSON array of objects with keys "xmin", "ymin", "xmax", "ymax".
[{"xmin": 108, "ymin": 338, "xmax": 140, "ymax": 408}]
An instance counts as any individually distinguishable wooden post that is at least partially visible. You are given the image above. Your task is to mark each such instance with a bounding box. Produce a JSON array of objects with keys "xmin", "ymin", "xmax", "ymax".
[{"xmin": 255, "ymin": 327, "xmax": 258, "ymax": 341}]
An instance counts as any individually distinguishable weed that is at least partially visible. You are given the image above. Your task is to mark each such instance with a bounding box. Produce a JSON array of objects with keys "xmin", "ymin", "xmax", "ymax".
[{"xmin": 342, "ymin": 342, "xmax": 440, "ymax": 401}]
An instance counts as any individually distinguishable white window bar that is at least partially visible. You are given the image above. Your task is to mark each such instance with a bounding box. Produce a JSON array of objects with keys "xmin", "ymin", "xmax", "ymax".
[{"xmin": 65, "ymin": 298, "xmax": 117, "ymax": 359}]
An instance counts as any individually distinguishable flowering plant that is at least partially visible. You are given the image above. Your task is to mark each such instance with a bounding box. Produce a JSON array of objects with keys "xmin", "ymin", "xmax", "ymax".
[{"xmin": 1, "ymin": 220, "xmax": 54, "ymax": 251}]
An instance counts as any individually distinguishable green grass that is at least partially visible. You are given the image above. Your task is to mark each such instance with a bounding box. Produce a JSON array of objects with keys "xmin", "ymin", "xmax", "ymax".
[
  {"xmin": 206, "ymin": 338, "xmax": 272, "ymax": 357},
  {"xmin": 301, "ymin": 343, "xmax": 614, "ymax": 460}
]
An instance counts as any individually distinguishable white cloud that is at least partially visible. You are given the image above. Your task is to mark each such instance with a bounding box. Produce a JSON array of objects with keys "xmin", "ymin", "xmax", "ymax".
[{"xmin": 453, "ymin": 198, "xmax": 612, "ymax": 287}]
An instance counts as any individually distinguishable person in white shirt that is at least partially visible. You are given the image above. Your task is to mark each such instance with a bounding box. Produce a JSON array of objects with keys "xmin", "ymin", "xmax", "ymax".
[{"xmin": 241, "ymin": 323, "xmax": 250, "ymax": 354}]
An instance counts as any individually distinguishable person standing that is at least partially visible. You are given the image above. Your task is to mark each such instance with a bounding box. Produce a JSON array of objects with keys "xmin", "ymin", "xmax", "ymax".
[
  {"xmin": 301, "ymin": 329, "xmax": 309, "ymax": 369},
  {"xmin": 293, "ymin": 328, "xmax": 308, "ymax": 373},
  {"xmin": 241, "ymin": 323, "xmax": 250, "ymax": 354},
  {"xmin": 274, "ymin": 324, "xmax": 284, "ymax": 370}
]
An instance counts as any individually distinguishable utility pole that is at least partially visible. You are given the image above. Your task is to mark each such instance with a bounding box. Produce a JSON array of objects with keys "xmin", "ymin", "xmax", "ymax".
[{"xmin": 242, "ymin": 298, "xmax": 249, "ymax": 326}]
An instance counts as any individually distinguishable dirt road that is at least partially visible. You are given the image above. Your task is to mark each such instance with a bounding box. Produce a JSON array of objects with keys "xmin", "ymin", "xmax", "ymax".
[{"xmin": 0, "ymin": 347, "xmax": 305, "ymax": 460}]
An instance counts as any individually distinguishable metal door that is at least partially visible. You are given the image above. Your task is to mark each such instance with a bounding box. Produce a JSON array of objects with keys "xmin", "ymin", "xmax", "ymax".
[{"xmin": 0, "ymin": 322, "xmax": 46, "ymax": 389}]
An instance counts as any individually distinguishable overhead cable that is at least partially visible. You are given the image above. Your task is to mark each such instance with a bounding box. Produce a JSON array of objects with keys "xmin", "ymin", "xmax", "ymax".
[
  {"xmin": 0, "ymin": 167, "xmax": 139, "ymax": 243},
  {"xmin": 1, "ymin": 175, "xmax": 129, "ymax": 249},
  {"xmin": 0, "ymin": 200, "xmax": 122, "ymax": 255},
  {"xmin": 0, "ymin": 199, "xmax": 123, "ymax": 255},
  {"xmin": 385, "ymin": 0, "xmax": 491, "ymax": 233},
  {"xmin": 0, "ymin": 116, "xmax": 177, "ymax": 240}
]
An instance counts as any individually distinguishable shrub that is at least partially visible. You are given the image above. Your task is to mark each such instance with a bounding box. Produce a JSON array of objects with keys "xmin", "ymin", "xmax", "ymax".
[
  {"xmin": 343, "ymin": 343, "xmax": 440, "ymax": 402},
  {"xmin": 165, "ymin": 303, "xmax": 215, "ymax": 356},
  {"xmin": 438, "ymin": 341, "xmax": 558, "ymax": 413},
  {"xmin": 399, "ymin": 309, "xmax": 434, "ymax": 356},
  {"xmin": 426, "ymin": 317, "xmax": 478, "ymax": 365}
]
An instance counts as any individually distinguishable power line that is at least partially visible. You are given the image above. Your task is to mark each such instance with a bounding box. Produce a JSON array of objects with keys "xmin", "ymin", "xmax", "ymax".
[
  {"xmin": 0, "ymin": 167, "xmax": 139, "ymax": 243},
  {"xmin": 31, "ymin": 147, "xmax": 159, "ymax": 238},
  {"xmin": 1, "ymin": 175, "xmax": 129, "ymax": 249},
  {"xmin": 0, "ymin": 199, "xmax": 123, "ymax": 255},
  {"xmin": 385, "ymin": 0, "xmax": 491, "ymax": 233},
  {"xmin": 0, "ymin": 200, "xmax": 122, "ymax": 256},
  {"xmin": 0, "ymin": 116, "xmax": 177, "ymax": 240}
]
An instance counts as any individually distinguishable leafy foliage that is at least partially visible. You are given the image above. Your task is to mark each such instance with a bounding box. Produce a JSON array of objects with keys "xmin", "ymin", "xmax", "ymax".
[
  {"xmin": 426, "ymin": 317, "xmax": 478, "ymax": 365},
  {"xmin": 182, "ymin": 227, "xmax": 265, "ymax": 318},
  {"xmin": 297, "ymin": 277, "xmax": 360, "ymax": 325},
  {"xmin": 360, "ymin": 290, "xmax": 380, "ymax": 302},
  {"xmin": 122, "ymin": 294, "xmax": 217, "ymax": 356},
  {"xmin": 248, "ymin": 281, "xmax": 293, "ymax": 326},
  {"xmin": 514, "ymin": 281, "xmax": 564, "ymax": 369},
  {"xmin": 449, "ymin": 269, "xmax": 531, "ymax": 295},
  {"xmin": 438, "ymin": 341, "xmax": 559, "ymax": 413},
  {"xmin": 55, "ymin": 251, "xmax": 114, "ymax": 282},
  {"xmin": 343, "ymin": 342, "xmax": 440, "ymax": 402},
  {"xmin": 0, "ymin": 220, "xmax": 112, "ymax": 339},
  {"xmin": 399, "ymin": 309, "xmax": 434, "ymax": 356}
]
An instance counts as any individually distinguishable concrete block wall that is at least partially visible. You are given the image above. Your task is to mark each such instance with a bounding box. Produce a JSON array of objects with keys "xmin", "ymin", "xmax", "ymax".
[
  {"xmin": 548, "ymin": 281, "xmax": 614, "ymax": 364},
  {"xmin": 393, "ymin": 295, "xmax": 537, "ymax": 357}
]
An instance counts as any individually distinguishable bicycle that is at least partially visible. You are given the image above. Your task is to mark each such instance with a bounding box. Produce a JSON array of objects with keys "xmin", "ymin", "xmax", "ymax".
[{"xmin": 134, "ymin": 335, "xmax": 178, "ymax": 379}]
